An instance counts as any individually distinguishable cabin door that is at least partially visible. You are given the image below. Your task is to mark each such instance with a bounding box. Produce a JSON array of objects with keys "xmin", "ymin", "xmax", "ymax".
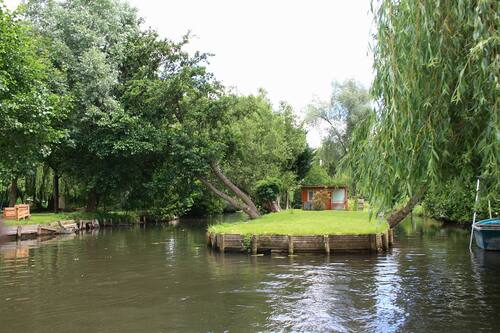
[{"xmin": 325, "ymin": 192, "xmax": 332, "ymax": 210}]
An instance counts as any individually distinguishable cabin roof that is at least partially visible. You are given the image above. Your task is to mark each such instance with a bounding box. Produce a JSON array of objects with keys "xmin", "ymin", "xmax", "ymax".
[{"xmin": 301, "ymin": 184, "xmax": 348, "ymax": 189}]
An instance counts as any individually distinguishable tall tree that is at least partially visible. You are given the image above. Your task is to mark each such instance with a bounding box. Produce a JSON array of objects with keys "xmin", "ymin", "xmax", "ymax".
[
  {"xmin": 24, "ymin": 0, "xmax": 142, "ymax": 211},
  {"xmin": 345, "ymin": 0, "xmax": 499, "ymax": 227},
  {"xmin": 306, "ymin": 79, "xmax": 371, "ymax": 159},
  {"xmin": 0, "ymin": 2, "xmax": 66, "ymax": 205}
]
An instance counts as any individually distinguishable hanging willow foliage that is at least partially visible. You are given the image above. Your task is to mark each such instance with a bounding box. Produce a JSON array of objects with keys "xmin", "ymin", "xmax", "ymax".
[{"xmin": 343, "ymin": 0, "xmax": 499, "ymax": 214}]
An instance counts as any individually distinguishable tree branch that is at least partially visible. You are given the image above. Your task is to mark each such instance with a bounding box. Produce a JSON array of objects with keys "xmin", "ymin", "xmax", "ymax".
[{"xmin": 318, "ymin": 114, "xmax": 348, "ymax": 154}]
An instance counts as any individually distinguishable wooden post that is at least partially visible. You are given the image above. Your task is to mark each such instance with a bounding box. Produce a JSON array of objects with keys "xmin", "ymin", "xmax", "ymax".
[
  {"xmin": 382, "ymin": 231, "xmax": 389, "ymax": 251},
  {"xmin": 211, "ymin": 233, "xmax": 216, "ymax": 248},
  {"xmin": 16, "ymin": 226, "xmax": 22, "ymax": 240},
  {"xmin": 324, "ymin": 235, "xmax": 330, "ymax": 254},
  {"xmin": 288, "ymin": 235, "xmax": 294, "ymax": 254},
  {"xmin": 389, "ymin": 229, "xmax": 394, "ymax": 246},
  {"xmin": 37, "ymin": 225, "xmax": 42, "ymax": 236},
  {"xmin": 369, "ymin": 234, "xmax": 377, "ymax": 252},
  {"xmin": 251, "ymin": 235, "xmax": 258, "ymax": 254},
  {"xmin": 220, "ymin": 234, "xmax": 225, "ymax": 252}
]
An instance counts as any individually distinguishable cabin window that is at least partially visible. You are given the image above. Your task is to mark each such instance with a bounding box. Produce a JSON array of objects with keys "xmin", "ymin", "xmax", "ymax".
[
  {"xmin": 332, "ymin": 189, "xmax": 345, "ymax": 202},
  {"xmin": 308, "ymin": 191, "xmax": 314, "ymax": 201}
]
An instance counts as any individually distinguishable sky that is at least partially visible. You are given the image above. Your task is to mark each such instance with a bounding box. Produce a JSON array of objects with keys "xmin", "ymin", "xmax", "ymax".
[{"xmin": 5, "ymin": 0, "xmax": 374, "ymax": 147}]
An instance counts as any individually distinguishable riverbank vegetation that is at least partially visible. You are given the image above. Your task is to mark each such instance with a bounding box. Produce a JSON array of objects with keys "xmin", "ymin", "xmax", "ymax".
[
  {"xmin": 0, "ymin": 0, "xmax": 311, "ymax": 221},
  {"xmin": 1, "ymin": 0, "xmax": 498, "ymax": 227},
  {"xmin": 2, "ymin": 211, "xmax": 141, "ymax": 226},
  {"xmin": 208, "ymin": 210, "xmax": 388, "ymax": 236},
  {"xmin": 310, "ymin": 0, "xmax": 498, "ymax": 226}
]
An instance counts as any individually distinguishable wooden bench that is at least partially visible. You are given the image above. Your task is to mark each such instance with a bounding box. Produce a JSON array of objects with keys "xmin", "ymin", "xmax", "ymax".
[{"xmin": 2, "ymin": 204, "xmax": 31, "ymax": 221}]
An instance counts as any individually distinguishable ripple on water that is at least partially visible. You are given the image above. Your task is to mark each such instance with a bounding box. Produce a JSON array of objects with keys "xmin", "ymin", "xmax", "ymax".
[{"xmin": 2, "ymin": 220, "xmax": 500, "ymax": 333}]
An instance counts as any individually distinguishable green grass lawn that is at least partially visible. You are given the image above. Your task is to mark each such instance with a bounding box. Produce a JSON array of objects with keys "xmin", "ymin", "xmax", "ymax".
[
  {"xmin": 2, "ymin": 212, "xmax": 79, "ymax": 226},
  {"xmin": 208, "ymin": 209, "xmax": 388, "ymax": 236},
  {"xmin": 2, "ymin": 211, "xmax": 139, "ymax": 226}
]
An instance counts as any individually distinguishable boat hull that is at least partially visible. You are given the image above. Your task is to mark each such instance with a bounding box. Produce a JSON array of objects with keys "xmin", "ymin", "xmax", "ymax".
[{"xmin": 473, "ymin": 218, "xmax": 500, "ymax": 250}]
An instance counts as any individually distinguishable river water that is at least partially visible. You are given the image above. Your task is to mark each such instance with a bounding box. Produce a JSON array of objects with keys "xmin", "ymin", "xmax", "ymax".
[{"xmin": 1, "ymin": 215, "xmax": 500, "ymax": 333}]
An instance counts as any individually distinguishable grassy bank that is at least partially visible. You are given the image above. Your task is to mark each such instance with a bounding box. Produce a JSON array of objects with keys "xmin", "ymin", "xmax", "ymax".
[
  {"xmin": 2, "ymin": 211, "xmax": 140, "ymax": 226},
  {"xmin": 208, "ymin": 209, "xmax": 388, "ymax": 236}
]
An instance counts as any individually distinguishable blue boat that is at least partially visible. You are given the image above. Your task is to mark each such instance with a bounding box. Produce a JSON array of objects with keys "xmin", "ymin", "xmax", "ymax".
[
  {"xmin": 473, "ymin": 218, "xmax": 500, "ymax": 250},
  {"xmin": 469, "ymin": 177, "xmax": 498, "ymax": 251}
]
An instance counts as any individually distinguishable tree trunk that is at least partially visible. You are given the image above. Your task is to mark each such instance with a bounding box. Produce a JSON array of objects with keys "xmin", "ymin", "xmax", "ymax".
[
  {"xmin": 265, "ymin": 200, "xmax": 281, "ymax": 213},
  {"xmin": 53, "ymin": 172, "xmax": 60, "ymax": 213},
  {"xmin": 387, "ymin": 188, "xmax": 426, "ymax": 228},
  {"xmin": 86, "ymin": 188, "xmax": 98, "ymax": 212},
  {"xmin": 8, "ymin": 178, "xmax": 18, "ymax": 207},
  {"xmin": 198, "ymin": 177, "xmax": 260, "ymax": 219},
  {"xmin": 209, "ymin": 161, "xmax": 260, "ymax": 214}
]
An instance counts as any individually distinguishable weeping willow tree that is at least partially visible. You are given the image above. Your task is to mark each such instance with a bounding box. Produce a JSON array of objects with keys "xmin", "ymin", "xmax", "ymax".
[{"xmin": 344, "ymin": 0, "xmax": 499, "ymax": 227}]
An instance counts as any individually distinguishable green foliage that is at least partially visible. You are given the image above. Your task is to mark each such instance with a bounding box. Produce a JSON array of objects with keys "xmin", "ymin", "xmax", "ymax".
[
  {"xmin": 423, "ymin": 179, "xmax": 499, "ymax": 223},
  {"xmin": 303, "ymin": 163, "xmax": 331, "ymax": 185},
  {"xmin": 255, "ymin": 178, "xmax": 281, "ymax": 207},
  {"xmin": 242, "ymin": 234, "xmax": 252, "ymax": 250},
  {"xmin": 186, "ymin": 183, "xmax": 225, "ymax": 216},
  {"xmin": 312, "ymin": 191, "xmax": 329, "ymax": 210},
  {"xmin": 0, "ymin": 0, "xmax": 312, "ymax": 219},
  {"xmin": 0, "ymin": 4, "xmax": 66, "ymax": 183},
  {"xmin": 306, "ymin": 79, "xmax": 371, "ymax": 176},
  {"xmin": 344, "ymin": 0, "xmax": 499, "ymax": 214},
  {"xmin": 291, "ymin": 146, "xmax": 315, "ymax": 180}
]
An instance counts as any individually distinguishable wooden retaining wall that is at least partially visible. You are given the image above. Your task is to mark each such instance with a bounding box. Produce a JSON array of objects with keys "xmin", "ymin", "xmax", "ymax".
[
  {"xmin": 0, "ymin": 219, "xmax": 100, "ymax": 241},
  {"xmin": 207, "ymin": 229, "xmax": 394, "ymax": 254}
]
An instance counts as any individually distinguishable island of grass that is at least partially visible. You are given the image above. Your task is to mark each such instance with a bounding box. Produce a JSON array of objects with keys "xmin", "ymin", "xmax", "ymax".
[{"xmin": 207, "ymin": 210, "xmax": 392, "ymax": 254}]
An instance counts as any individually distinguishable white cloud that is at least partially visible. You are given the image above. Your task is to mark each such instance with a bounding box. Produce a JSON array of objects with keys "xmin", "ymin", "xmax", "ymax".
[{"xmin": 5, "ymin": 0, "xmax": 374, "ymax": 147}]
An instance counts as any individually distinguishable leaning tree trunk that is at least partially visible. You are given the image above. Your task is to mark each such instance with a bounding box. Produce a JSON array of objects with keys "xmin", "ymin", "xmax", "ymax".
[
  {"xmin": 198, "ymin": 177, "xmax": 260, "ymax": 219},
  {"xmin": 209, "ymin": 161, "xmax": 260, "ymax": 214},
  {"xmin": 387, "ymin": 188, "xmax": 426, "ymax": 228},
  {"xmin": 8, "ymin": 178, "xmax": 18, "ymax": 207}
]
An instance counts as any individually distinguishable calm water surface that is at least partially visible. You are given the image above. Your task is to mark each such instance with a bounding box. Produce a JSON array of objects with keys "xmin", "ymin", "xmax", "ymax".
[{"xmin": 1, "ymin": 215, "xmax": 500, "ymax": 333}]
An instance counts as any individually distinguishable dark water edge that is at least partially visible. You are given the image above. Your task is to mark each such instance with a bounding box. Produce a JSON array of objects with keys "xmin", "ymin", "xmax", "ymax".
[{"xmin": 1, "ymin": 214, "xmax": 500, "ymax": 333}]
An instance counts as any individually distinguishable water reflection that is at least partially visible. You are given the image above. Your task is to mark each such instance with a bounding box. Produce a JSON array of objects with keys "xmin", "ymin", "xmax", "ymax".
[{"xmin": 1, "ymin": 216, "xmax": 500, "ymax": 332}]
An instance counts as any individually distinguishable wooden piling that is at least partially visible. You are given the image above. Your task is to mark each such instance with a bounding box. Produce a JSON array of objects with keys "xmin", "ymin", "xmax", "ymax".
[
  {"xmin": 251, "ymin": 235, "xmax": 258, "ymax": 254},
  {"xmin": 208, "ymin": 232, "xmax": 392, "ymax": 254},
  {"xmin": 324, "ymin": 235, "xmax": 330, "ymax": 254},
  {"xmin": 381, "ymin": 230, "xmax": 389, "ymax": 251},
  {"xmin": 16, "ymin": 226, "xmax": 22, "ymax": 239},
  {"xmin": 369, "ymin": 234, "xmax": 377, "ymax": 252},
  {"xmin": 388, "ymin": 229, "xmax": 394, "ymax": 246},
  {"xmin": 288, "ymin": 235, "xmax": 294, "ymax": 254},
  {"xmin": 220, "ymin": 234, "xmax": 225, "ymax": 252},
  {"xmin": 210, "ymin": 233, "xmax": 216, "ymax": 248}
]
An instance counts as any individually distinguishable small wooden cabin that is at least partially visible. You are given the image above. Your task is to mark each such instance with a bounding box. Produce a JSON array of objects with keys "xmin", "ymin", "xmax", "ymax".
[{"xmin": 301, "ymin": 185, "xmax": 348, "ymax": 210}]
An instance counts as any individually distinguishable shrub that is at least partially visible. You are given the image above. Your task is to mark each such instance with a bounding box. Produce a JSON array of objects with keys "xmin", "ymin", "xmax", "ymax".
[
  {"xmin": 312, "ymin": 190, "xmax": 329, "ymax": 210},
  {"xmin": 423, "ymin": 180, "xmax": 499, "ymax": 223}
]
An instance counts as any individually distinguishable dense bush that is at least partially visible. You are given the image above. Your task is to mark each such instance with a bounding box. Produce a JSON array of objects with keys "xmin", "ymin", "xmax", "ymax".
[
  {"xmin": 255, "ymin": 178, "xmax": 281, "ymax": 212},
  {"xmin": 312, "ymin": 191, "xmax": 329, "ymax": 210},
  {"xmin": 423, "ymin": 180, "xmax": 499, "ymax": 223}
]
